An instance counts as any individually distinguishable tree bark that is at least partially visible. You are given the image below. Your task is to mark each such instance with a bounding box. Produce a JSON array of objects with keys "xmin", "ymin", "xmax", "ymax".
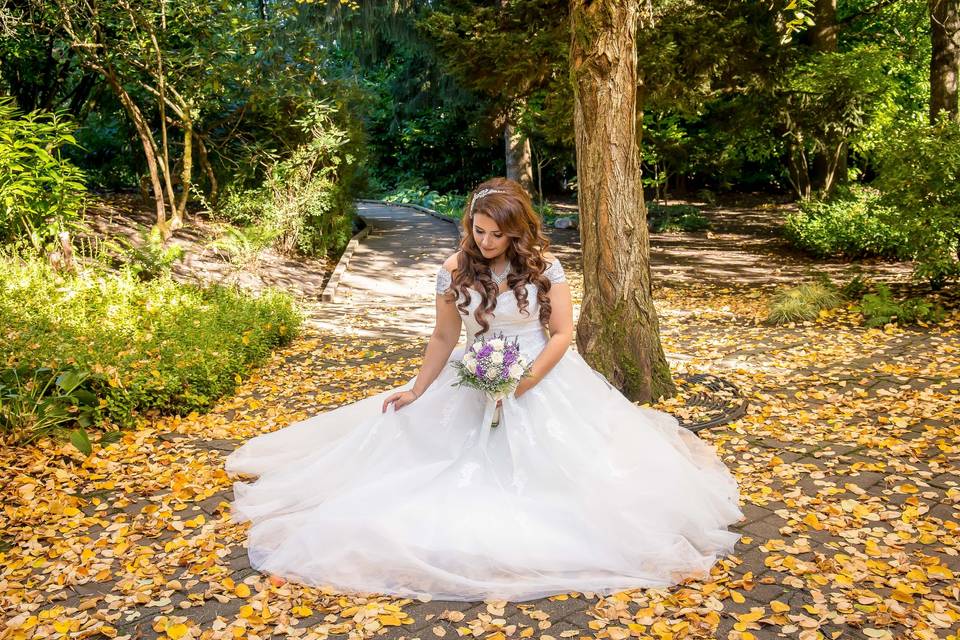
[
  {"xmin": 504, "ymin": 118, "xmax": 535, "ymax": 196},
  {"xmin": 930, "ymin": 0, "xmax": 960, "ymax": 123},
  {"xmin": 175, "ymin": 106, "xmax": 192, "ymax": 225},
  {"xmin": 569, "ymin": 0, "xmax": 674, "ymax": 403},
  {"xmin": 811, "ymin": 0, "xmax": 846, "ymax": 197},
  {"xmin": 811, "ymin": 0, "xmax": 838, "ymax": 52},
  {"xmin": 196, "ymin": 133, "xmax": 218, "ymax": 207},
  {"xmin": 102, "ymin": 67, "xmax": 168, "ymax": 231}
]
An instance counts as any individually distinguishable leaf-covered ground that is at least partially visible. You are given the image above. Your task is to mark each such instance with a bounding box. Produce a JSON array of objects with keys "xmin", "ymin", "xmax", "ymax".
[{"xmin": 2, "ymin": 203, "xmax": 958, "ymax": 640}]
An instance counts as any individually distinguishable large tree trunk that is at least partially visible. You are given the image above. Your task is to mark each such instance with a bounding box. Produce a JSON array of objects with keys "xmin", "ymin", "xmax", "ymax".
[
  {"xmin": 930, "ymin": 0, "xmax": 960, "ymax": 123},
  {"xmin": 504, "ymin": 118, "xmax": 535, "ymax": 196},
  {"xmin": 569, "ymin": 0, "xmax": 674, "ymax": 403},
  {"xmin": 811, "ymin": 0, "xmax": 846, "ymax": 197}
]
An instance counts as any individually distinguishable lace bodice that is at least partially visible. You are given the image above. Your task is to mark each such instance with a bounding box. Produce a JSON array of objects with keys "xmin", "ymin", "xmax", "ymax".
[{"xmin": 435, "ymin": 258, "xmax": 566, "ymax": 357}]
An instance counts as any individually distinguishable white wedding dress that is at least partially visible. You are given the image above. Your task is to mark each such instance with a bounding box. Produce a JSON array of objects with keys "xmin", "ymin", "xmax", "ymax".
[{"xmin": 226, "ymin": 258, "xmax": 744, "ymax": 602}]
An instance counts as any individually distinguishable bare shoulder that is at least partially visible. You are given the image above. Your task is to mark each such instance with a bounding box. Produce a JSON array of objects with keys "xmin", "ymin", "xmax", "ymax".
[
  {"xmin": 442, "ymin": 251, "xmax": 461, "ymax": 273},
  {"xmin": 542, "ymin": 251, "xmax": 558, "ymax": 262}
]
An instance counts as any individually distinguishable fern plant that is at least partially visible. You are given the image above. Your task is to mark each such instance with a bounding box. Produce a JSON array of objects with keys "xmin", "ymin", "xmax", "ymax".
[
  {"xmin": 117, "ymin": 224, "xmax": 185, "ymax": 280},
  {"xmin": 208, "ymin": 224, "xmax": 281, "ymax": 271}
]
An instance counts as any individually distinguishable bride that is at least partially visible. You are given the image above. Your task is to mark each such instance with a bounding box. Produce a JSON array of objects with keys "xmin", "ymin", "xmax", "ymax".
[{"xmin": 226, "ymin": 177, "xmax": 744, "ymax": 603}]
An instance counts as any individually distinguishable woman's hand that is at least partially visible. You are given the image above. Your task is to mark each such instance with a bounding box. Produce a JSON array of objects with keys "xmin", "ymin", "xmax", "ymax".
[
  {"xmin": 382, "ymin": 390, "xmax": 419, "ymax": 413},
  {"xmin": 513, "ymin": 376, "xmax": 537, "ymax": 399}
]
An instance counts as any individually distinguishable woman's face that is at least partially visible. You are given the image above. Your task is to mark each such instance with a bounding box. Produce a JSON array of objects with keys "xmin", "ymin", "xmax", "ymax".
[{"xmin": 472, "ymin": 213, "xmax": 511, "ymax": 260}]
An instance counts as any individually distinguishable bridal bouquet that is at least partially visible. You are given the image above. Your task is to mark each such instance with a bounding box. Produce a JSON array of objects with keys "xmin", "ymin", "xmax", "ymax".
[{"xmin": 451, "ymin": 333, "xmax": 531, "ymax": 428}]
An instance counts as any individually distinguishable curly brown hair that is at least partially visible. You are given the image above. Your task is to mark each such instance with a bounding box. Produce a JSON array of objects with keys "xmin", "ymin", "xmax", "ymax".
[{"xmin": 447, "ymin": 177, "xmax": 555, "ymax": 334}]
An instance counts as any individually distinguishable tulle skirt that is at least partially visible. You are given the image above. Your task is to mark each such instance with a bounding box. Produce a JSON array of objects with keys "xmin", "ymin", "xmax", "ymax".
[{"xmin": 225, "ymin": 346, "xmax": 744, "ymax": 602}]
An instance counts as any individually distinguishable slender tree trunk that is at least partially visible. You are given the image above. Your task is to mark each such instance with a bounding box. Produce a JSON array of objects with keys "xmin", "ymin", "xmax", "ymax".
[
  {"xmin": 930, "ymin": 0, "xmax": 960, "ymax": 123},
  {"xmin": 786, "ymin": 131, "xmax": 812, "ymax": 200},
  {"xmin": 569, "ymin": 0, "xmax": 674, "ymax": 402},
  {"xmin": 148, "ymin": 24, "xmax": 180, "ymax": 230},
  {"xmin": 196, "ymin": 133, "xmax": 218, "ymax": 207},
  {"xmin": 504, "ymin": 118, "xmax": 535, "ymax": 196},
  {"xmin": 175, "ymin": 106, "xmax": 192, "ymax": 224},
  {"xmin": 812, "ymin": 0, "xmax": 838, "ymax": 51},
  {"xmin": 497, "ymin": 0, "xmax": 534, "ymax": 197},
  {"xmin": 56, "ymin": 0, "xmax": 181, "ymax": 238},
  {"xmin": 102, "ymin": 68, "xmax": 168, "ymax": 230},
  {"xmin": 811, "ymin": 0, "xmax": 846, "ymax": 197}
]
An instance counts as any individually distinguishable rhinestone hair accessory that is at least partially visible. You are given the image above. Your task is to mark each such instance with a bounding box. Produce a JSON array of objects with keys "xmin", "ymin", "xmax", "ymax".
[{"xmin": 469, "ymin": 188, "xmax": 508, "ymax": 214}]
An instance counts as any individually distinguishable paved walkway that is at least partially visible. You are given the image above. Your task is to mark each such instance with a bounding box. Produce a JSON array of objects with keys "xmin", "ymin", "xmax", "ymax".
[{"xmin": 308, "ymin": 202, "xmax": 461, "ymax": 342}]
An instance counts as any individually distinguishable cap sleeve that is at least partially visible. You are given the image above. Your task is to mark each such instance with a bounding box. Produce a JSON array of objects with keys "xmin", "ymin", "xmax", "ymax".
[
  {"xmin": 436, "ymin": 267, "xmax": 453, "ymax": 295},
  {"xmin": 544, "ymin": 258, "xmax": 566, "ymax": 284}
]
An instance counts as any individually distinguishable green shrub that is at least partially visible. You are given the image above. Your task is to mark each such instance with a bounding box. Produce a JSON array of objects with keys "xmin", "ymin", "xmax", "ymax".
[
  {"xmin": 647, "ymin": 203, "xmax": 711, "ymax": 233},
  {"xmin": 855, "ymin": 283, "xmax": 946, "ymax": 327},
  {"xmin": 783, "ymin": 185, "xmax": 908, "ymax": 259},
  {"xmin": 218, "ymin": 186, "xmax": 268, "ymax": 228},
  {"xmin": 766, "ymin": 281, "xmax": 844, "ymax": 324},
  {"xmin": 0, "ymin": 99, "xmax": 87, "ymax": 252},
  {"xmin": 0, "ymin": 255, "xmax": 303, "ymax": 432},
  {"xmin": 874, "ymin": 117, "xmax": 960, "ymax": 288},
  {"xmin": 215, "ymin": 101, "xmax": 358, "ymax": 259},
  {"xmin": 379, "ymin": 181, "xmax": 465, "ymax": 218},
  {"xmin": 534, "ymin": 203, "xmax": 561, "ymax": 222}
]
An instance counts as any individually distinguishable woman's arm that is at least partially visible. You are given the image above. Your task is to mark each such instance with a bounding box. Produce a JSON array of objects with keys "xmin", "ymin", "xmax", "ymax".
[
  {"xmin": 411, "ymin": 287, "xmax": 462, "ymax": 396},
  {"xmin": 382, "ymin": 261, "xmax": 462, "ymax": 412},
  {"xmin": 515, "ymin": 257, "xmax": 574, "ymax": 398}
]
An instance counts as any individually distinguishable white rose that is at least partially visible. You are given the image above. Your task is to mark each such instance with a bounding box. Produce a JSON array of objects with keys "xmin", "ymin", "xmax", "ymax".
[
  {"xmin": 489, "ymin": 338, "xmax": 504, "ymax": 350},
  {"xmin": 508, "ymin": 363, "xmax": 524, "ymax": 380},
  {"xmin": 489, "ymin": 351, "xmax": 504, "ymax": 364},
  {"xmin": 466, "ymin": 361, "xmax": 477, "ymax": 374},
  {"xmin": 485, "ymin": 366, "xmax": 500, "ymax": 380}
]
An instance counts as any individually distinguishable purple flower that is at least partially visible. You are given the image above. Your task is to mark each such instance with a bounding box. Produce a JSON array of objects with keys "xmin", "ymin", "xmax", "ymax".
[
  {"xmin": 478, "ymin": 344, "xmax": 493, "ymax": 359},
  {"xmin": 500, "ymin": 366, "xmax": 510, "ymax": 379},
  {"xmin": 475, "ymin": 363, "xmax": 486, "ymax": 379},
  {"xmin": 503, "ymin": 349, "xmax": 517, "ymax": 367}
]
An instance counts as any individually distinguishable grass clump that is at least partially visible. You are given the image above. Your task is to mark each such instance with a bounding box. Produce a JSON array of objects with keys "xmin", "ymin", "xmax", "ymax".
[{"xmin": 766, "ymin": 280, "xmax": 844, "ymax": 324}]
